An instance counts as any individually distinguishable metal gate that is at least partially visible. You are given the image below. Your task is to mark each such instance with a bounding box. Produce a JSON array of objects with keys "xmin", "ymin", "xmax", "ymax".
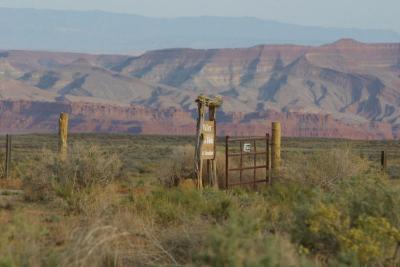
[{"xmin": 225, "ymin": 134, "xmax": 270, "ymax": 189}]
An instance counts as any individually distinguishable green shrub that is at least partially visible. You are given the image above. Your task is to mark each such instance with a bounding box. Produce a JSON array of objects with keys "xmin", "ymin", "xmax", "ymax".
[
  {"xmin": 290, "ymin": 172, "xmax": 400, "ymax": 265},
  {"xmin": 132, "ymin": 187, "xmax": 234, "ymax": 226},
  {"xmin": 195, "ymin": 214, "xmax": 314, "ymax": 267},
  {"xmin": 0, "ymin": 213, "xmax": 52, "ymax": 267},
  {"xmin": 339, "ymin": 175, "xmax": 400, "ymax": 227},
  {"xmin": 294, "ymin": 203, "xmax": 349, "ymax": 256},
  {"xmin": 340, "ymin": 216, "xmax": 400, "ymax": 265}
]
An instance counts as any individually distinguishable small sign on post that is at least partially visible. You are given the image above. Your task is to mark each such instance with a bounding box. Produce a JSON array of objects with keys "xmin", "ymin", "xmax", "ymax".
[
  {"xmin": 201, "ymin": 121, "xmax": 215, "ymax": 160},
  {"xmin": 243, "ymin": 143, "xmax": 251, "ymax": 153}
]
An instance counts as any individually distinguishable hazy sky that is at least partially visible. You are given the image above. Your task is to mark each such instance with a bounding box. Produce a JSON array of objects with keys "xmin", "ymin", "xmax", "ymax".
[{"xmin": 0, "ymin": 0, "xmax": 399, "ymax": 33}]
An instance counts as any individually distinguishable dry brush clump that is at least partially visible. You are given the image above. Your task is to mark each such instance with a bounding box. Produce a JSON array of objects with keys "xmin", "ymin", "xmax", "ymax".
[
  {"xmin": 22, "ymin": 143, "xmax": 122, "ymax": 207},
  {"xmin": 0, "ymin": 152, "xmax": 5, "ymax": 178},
  {"xmin": 158, "ymin": 145, "xmax": 226, "ymax": 188},
  {"xmin": 282, "ymin": 147, "xmax": 370, "ymax": 191},
  {"xmin": 60, "ymin": 215, "xmax": 204, "ymax": 267},
  {"xmin": 158, "ymin": 145, "xmax": 195, "ymax": 187},
  {"xmin": 59, "ymin": 188, "xmax": 214, "ymax": 267}
]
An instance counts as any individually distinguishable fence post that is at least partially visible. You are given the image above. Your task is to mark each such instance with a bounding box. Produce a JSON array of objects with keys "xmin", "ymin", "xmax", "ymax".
[
  {"xmin": 59, "ymin": 113, "xmax": 69, "ymax": 161},
  {"xmin": 4, "ymin": 134, "xmax": 11, "ymax": 179},
  {"xmin": 194, "ymin": 101, "xmax": 205, "ymax": 189},
  {"xmin": 266, "ymin": 133, "xmax": 270, "ymax": 184},
  {"xmin": 208, "ymin": 105, "xmax": 218, "ymax": 189},
  {"xmin": 381, "ymin": 151, "xmax": 387, "ymax": 172},
  {"xmin": 271, "ymin": 122, "xmax": 281, "ymax": 177},
  {"xmin": 225, "ymin": 136, "xmax": 229, "ymax": 189}
]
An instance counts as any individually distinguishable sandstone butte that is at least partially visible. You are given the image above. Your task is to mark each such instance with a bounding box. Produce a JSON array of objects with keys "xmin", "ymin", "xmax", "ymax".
[{"xmin": 0, "ymin": 39, "xmax": 399, "ymax": 139}]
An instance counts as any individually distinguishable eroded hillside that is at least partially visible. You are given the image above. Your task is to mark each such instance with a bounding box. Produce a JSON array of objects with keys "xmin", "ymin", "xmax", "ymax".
[{"xmin": 0, "ymin": 39, "xmax": 399, "ymax": 138}]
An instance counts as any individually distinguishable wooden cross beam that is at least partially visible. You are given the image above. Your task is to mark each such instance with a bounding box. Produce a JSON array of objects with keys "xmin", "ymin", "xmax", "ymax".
[{"xmin": 196, "ymin": 95, "xmax": 223, "ymax": 108}]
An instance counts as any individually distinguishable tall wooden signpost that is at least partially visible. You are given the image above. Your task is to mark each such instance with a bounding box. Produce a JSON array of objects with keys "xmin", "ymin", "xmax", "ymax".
[{"xmin": 195, "ymin": 95, "xmax": 222, "ymax": 189}]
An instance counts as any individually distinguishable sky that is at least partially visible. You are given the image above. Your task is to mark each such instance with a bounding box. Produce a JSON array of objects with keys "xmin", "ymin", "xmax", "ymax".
[{"xmin": 0, "ymin": 0, "xmax": 399, "ymax": 33}]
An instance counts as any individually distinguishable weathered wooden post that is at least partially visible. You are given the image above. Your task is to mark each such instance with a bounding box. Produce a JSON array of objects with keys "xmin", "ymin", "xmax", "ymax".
[
  {"xmin": 208, "ymin": 104, "xmax": 218, "ymax": 189},
  {"xmin": 266, "ymin": 133, "xmax": 270, "ymax": 184},
  {"xmin": 271, "ymin": 122, "xmax": 281, "ymax": 177},
  {"xmin": 58, "ymin": 113, "xmax": 69, "ymax": 161},
  {"xmin": 194, "ymin": 95, "xmax": 222, "ymax": 189},
  {"xmin": 381, "ymin": 151, "xmax": 387, "ymax": 172},
  {"xmin": 195, "ymin": 98, "xmax": 205, "ymax": 189},
  {"xmin": 4, "ymin": 134, "xmax": 11, "ymax": 178}
]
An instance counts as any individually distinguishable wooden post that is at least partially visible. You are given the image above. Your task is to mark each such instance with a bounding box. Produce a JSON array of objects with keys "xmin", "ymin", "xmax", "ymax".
[
  {"xmin": 194, "ymin": 95, "xmax": 222, "ymax": 190},
  {"xmin": 271, "ymin": 122, "xmax": 281, "ymax": 176},
  {"xmin": 58, "ymin": 113, "xmax": 69, "ymax": 161},
  {"xmin": 225, "ymin": 136, "xmax": 229, "ymax": 189},
  {"xmin": 4, "ymin": 134, "xmax": 11, "ymax": 179},
  {"xmin": 208, "ymin": 105, "xmax": 218, "ymax": 189},
  {"xmin": 266, "ymin": 133, "xmax": 270, "ymax": 184},
  {"xmin": 253, "ymin": 139, "xmax": 257, "ymax": 190},
  {"xmin": 381, "ymin": 151, "xmax": 387, "ymax": 172},
  {"xmin": 195, "ymin": 101, "xmax": 205, "ymax": 189}
]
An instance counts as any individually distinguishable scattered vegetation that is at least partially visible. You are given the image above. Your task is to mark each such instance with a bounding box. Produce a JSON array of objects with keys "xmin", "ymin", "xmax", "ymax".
[
  {"xmin": 1, "ymin": 135, "xmax": 400, "ymax": 266},
  {"xmin": 23, "ymin": 144, "xmax": 122, "ymax": 206},
  {"xmin": 158, "ymin": 145, "xmax": 195, "ymax": 187},
  {"xmin": 283, "ymin": 146, "xmax": 369, "ymax": 191}
]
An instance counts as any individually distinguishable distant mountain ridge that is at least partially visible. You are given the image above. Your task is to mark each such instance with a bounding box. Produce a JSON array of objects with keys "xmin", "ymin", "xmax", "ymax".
[
  {"xmin": 0, "ymin": 8, "xmax": 399, "ymax": 53},
  {"xmin": 0, "ymin": 39, "xmax": 399, "ymax": 139}
]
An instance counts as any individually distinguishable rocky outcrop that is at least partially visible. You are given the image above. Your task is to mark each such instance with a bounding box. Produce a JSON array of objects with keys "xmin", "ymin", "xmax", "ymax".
[
  {"xmin": 0, "ymin": 100, "xmax": 194, "ymax": 135},
  {"xmin": 0, "ymin": 99, "xmax": 394, "ymax": 139}
]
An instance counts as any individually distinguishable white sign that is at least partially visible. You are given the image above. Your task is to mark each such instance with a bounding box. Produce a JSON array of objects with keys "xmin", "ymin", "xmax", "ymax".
[
  {"xmin": 243, "ymin": 143, "xmax": 251, "ymax": 153},
  {"xmin": 201, "ymin": 120, "xmax": 215, "ymax": 159}
]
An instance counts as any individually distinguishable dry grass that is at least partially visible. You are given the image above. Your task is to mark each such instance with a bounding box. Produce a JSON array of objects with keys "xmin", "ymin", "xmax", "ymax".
[
  {"xmin": 0, "ymin": 153, "xmax": 5, "ymax": 179},
  {"xmin": 2, "ymin": 137, "xmax": 400, "ymax": 267},
  {"xmin": 157, "ymin": 145, "xmax": 195, "ymax": 187},
  {"xmin": 22, "ymin": 144, "xmax": 122, "ymax": 203},
  {"xmin": 60, "ymin": 215, "xmax": 206, "ymax": 267},
  {"xmin": 282, "ymin": 147, "xmax": 370, "ymax": 191},
  {"xmin": 158, "ymin": 145, "xmax": 229, "ymax": 189},
  {"xmin": 0, "ymin": 178, "xmax": 23, "ymax": 190},
  {"xmin": 58, "ymin": 182, "xmax": 209, "ymax": 266}
]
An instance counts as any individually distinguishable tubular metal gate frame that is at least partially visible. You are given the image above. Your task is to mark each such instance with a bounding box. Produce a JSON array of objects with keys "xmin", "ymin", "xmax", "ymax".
[{"xmin": 225, "ymin": 134, "xmax": 270, "ymax": 189}]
